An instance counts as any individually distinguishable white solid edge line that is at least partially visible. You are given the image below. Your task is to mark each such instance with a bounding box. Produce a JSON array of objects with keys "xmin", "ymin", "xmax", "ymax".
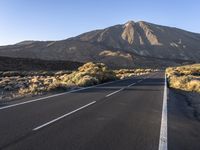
[
  {"xmin": 0, "ymin": 77, "xmax": 132, "ymax": 110},
  {"xmin": 0, "ymin": 73, "xmax": 151, "ymax": 110},
  {"xmin": 33, "ymin": 101, "xmax": 96, "ymax": 131},
  {"xmin": 158, "ymin": 74, "xmax": 168, "ymax": 150}
]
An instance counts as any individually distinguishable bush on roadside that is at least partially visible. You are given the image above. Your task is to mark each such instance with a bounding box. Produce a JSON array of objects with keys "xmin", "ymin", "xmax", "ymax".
[
  {"xmin": 166, "ymin": 64, "xmax": 200, "ymax": 93},
  {"xmin": 1, "ymin": 62, "xmax": 155, "ymax": 100},
  {"xmin": 16, "ymin": 62, "xmax": 117, "ymax": 96},
  {"xmin": 114, "ymin": 68, "xmax": 154, "ymax": 79}
]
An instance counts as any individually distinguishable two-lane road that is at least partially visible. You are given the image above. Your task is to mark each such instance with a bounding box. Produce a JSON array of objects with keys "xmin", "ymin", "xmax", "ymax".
[{"xmin": 0, "ymin": 72, "xmax": 166, "ymax": 150}]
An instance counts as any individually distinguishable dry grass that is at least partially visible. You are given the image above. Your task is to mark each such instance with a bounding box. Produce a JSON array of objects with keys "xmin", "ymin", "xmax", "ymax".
[
  {"xmin": 0, "ymin": 62, "xmax": 155, "ymax": 100},
  {"xmin": 166, "ymin": 64, "xmax": 200, "ymax": 93},
  {"xmin": 17, "ymin": 62, "xmax": 117, "ymax": 96},
  {"xmin": 0, "ymin": 62, "xmax": 117, "ymax": 99},
  {"xmin": 114, "ymin": 68, "xmax": 155, "ymax": 79}
]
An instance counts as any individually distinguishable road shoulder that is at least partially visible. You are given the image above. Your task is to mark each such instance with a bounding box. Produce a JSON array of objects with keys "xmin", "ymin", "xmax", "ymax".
[{"xmin": 168, "ymin": 89, "xmax": 200, "ymax": 150}]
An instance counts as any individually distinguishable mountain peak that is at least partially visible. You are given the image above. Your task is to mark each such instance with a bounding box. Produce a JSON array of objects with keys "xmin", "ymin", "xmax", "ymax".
[
  {"xmin": 124, "ymin": 21, "xmax": 135, "ymax": 27},
  {"xmin": 0, "ymin": 21, "xmax": 200, "ymax": 68},
  {"xmin": 137, "ymin": 21, "xmax": 147, "ymax": 24}
]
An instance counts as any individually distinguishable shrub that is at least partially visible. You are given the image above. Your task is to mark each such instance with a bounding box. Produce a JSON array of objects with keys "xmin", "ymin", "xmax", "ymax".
[
  {"xmin": 166, "ymin": 64, "xmax": 200, "ymax": 93},
  {"xmin": 2, "ymin": 62, "xmax": 155, "ymax": 99}
]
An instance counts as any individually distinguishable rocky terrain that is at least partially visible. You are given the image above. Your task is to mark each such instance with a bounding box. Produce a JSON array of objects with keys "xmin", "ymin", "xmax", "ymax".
[
  {"xmin": 0, "ymin": 21, "xmax": 199, "ymax": 68},
  {"xmin": 0, "ymin": 62, "xmax": 154, "ymax": 101}
]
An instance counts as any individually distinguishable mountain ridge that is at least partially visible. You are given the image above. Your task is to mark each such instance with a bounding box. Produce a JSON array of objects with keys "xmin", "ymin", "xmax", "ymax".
[{"xmin": 0, "ymin": 20, "xmax": 200, "ymax": 68}]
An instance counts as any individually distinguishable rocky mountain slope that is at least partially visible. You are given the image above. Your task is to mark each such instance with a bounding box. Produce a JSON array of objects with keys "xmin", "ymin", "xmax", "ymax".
[
  {"xmin": 0, "ymin": 56, "xmax": 83, "ymax": 71},
  {"xmin": 0, "ymin": 21, "xmax": 199, "ymax": 68}
]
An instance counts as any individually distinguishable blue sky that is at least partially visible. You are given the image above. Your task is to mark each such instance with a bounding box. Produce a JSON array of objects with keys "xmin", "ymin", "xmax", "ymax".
[{"xmin": 0, "ymin": 0, "xmax": 199, "ymax": 46}]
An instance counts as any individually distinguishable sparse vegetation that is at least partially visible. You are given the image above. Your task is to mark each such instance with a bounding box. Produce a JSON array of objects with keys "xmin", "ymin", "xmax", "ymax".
[
  {"xmin": 114, "ymin": 68, "xmax": 154, "ymax": 79},
  {"xmin": 0, "ymin": 62, "xmax": 155, "ymax": 101},
  {"xmin": 99, "ymin": 50, "xmax": 133, "ymax": 61},
  {"xmin": 166, "ymin": 64, "xmax": 200, "ymax": 93}
]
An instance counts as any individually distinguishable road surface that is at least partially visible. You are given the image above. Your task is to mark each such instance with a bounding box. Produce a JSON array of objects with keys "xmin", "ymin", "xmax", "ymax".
[{"xmin": 0, "ymin": 72, "xmax": 199, "ymax": 150}]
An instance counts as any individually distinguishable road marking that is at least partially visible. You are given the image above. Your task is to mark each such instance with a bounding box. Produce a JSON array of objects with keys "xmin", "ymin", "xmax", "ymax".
[
  {"xmin": 127, "ymin": 83, "xmax": 136, "ymax": 87},
  {"xmin": 94, "ymin": 87, "xmax": 124, "ymax": 89},
  {"xmin": 126, "ymin": 77, "xmax": 148, "ymax": 88},
  {"xmin": 137, "ymin": 80, "xmax": 142, "ymax": 83},
  {"xmin": 0, "ymin": 74, "xmax": 152, "ymax": 110},
  {"xmin": 0, "ymin": 78, "xmax": 133, "ymax": 110},
  {"xmin": 127, "ymin": 81, "xmax": 139, "ymax": 87},
  {"xmin": 33, "ymin": 101, "xmax": 96, "ymax": 131},
  {"xmin": 105, "ymin": 88, "xmax": 124, "ymax": 97},
  {"xmin": 105, "ymin": 78, "xmax": 146, "ymax": 97},
  {"xmin": 158, "ymin": 74, "xmax": 168, "ymax": 150}
]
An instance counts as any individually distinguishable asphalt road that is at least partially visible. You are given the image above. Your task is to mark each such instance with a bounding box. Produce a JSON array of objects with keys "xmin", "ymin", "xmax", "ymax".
[
  {"xmin": 168, "ymin": 89, "xmax": 200, "ymax": 150},
  {"xmin": 0, "ymin": 72, "xmax": 166, "ymax": 150}
]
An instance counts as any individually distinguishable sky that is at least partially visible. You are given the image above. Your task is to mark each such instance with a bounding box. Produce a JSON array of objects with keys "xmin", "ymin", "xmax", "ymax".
[{"xmin": 0, "ymin": 0, "xmax": 199, "ymax": 46}]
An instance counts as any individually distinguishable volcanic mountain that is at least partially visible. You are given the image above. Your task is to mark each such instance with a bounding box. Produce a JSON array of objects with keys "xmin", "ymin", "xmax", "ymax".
[{"xmin": 0, "ymin": 21, "xmax": 200, "ymax": 68}]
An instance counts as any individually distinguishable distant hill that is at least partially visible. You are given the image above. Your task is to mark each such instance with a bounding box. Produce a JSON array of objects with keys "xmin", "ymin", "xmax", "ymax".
[
  {"xmin": 0, "ymin": 21, "xmax": 199, "ymax": 68},
  {"xmin": 0, "ymin": 56, "xmax": 83, "ymax": 71}
]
